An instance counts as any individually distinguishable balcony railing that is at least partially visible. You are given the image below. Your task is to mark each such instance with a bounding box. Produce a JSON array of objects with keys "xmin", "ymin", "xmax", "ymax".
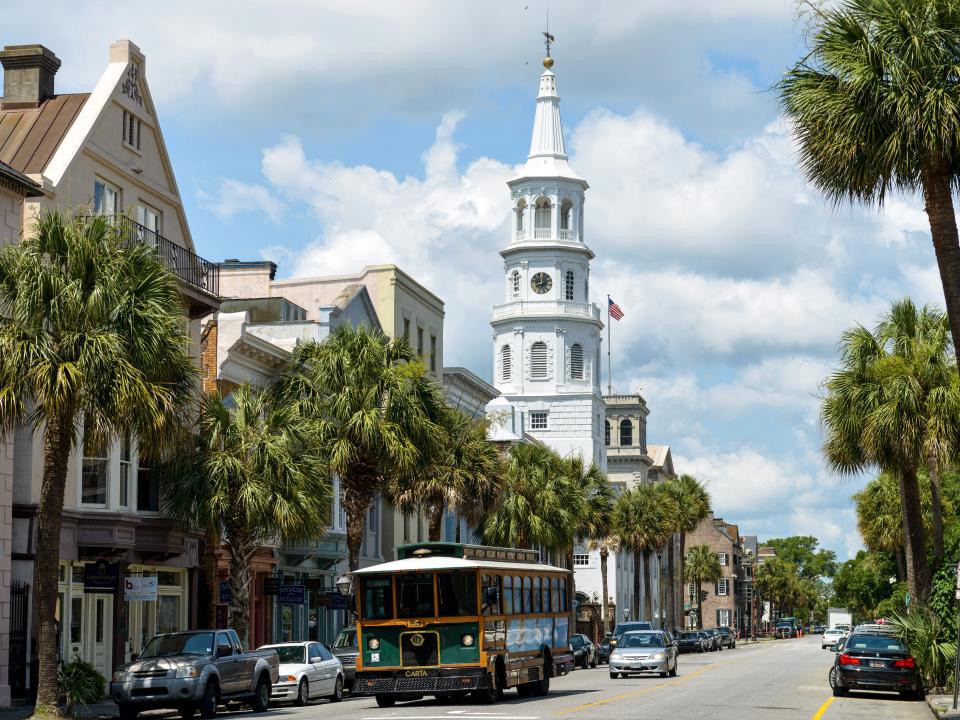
[
  {"xmin": 115, "ymin": 216, "xmax": 219, "ymax": 297},
  {"xmin": 492, "ymin": 299, "xmax": 600, "ymax": 321},
  {"xmin": 533, "ymin": 227, "xmax": 551, "ymax": 239},
  {"xmin": 512, "ymin": 228, "xmax": 580, "ymax": 243},
  {"xmin": 558, "ymin": 228, "xmax": 574, "ymax": 240}
]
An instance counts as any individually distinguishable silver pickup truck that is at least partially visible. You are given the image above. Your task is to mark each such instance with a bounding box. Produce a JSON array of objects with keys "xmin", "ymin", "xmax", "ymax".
[{"xmin": 110, "ymin": 629, "xmax": 279, "ymax": 720}]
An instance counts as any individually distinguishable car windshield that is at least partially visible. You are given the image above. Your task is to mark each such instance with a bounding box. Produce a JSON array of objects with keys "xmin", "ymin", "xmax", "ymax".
[
  {"xmin": 263, "ymin": 645, "xmax": 305, "ymax": 664},
  {"xmin": 140, "ymin": 632, "xmax": 214, "ymax": 658},
  {"xmin": 845, "ymin": 635, "xmax": 908, "ymax": 653},
  {"xmin": 679, "ymin": 633, "xmax": 699, "ymax": 640},
  {"xmin": 619, "ymin": 634, "xmax": 664, "ymax": 648},
  {"xmin": 614, "ymin": 623, "xmax": 652, "ymax": 637},
  {"xmin": 334, "ymin": 630, "xmax": 356, "ymax": 649}
]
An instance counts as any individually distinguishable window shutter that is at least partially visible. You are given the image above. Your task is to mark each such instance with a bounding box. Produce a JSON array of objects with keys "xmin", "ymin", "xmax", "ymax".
[
  {"xmin": 530, "ymin": 341, "xmax": 548, "ymax": 379},
  {"xmin": 716, "ymin": 609, "xmax": 721, "ymax": 627},
  {"xmin": 570, "ymin": 343, "xmax": 583, "ymax": 380},
  {"xmin": 501, "ymin": 345, "xmax": 512, "ymax": 381},
  {"xmin": 565, "ymin": 270, "xmax": 575, "ymax": 300}
]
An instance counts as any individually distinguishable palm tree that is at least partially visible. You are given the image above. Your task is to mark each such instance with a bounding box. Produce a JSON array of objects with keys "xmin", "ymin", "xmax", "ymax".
[
  {"xmin": 389, "ymin": 407, "xmax": 500, "ymax": 541},
  {"xmin": 754, "ymin": 557, "xmax": 794, "ymax": 626},
  {"xmin": 613, "ymin": 483, "xmax": 673, "ymax": 622},
  {"xmin": 684, "ymin": 545, "xmax": 722, "ymax": 630},
  {"xmin": 478, "ymin": 442, "xmax": 581, "ymax": 553},
  {"xmin": 0, "ymin": 211, "xmax": 196, "ymax": 711},
  {"xmin": 663, "ymin": 475, "xmax": 711, "ymax": 628},
  {"xmin": 281, "ymin": 324, "xmax": 445, "ymax": 571},
  {"xmin": 779, "ymin": 0, "xmax": 960, "ymax": 371},
  {"xmin": 822, "ymin": 299, "xmax": 960, "ymax": 601},
  {"xmin": 163, "ymin": 384, "xmax": 330, "ymax": 645},
  {"xmin": 854, "ymin": 471, "xmax": 935, "ymax": 580},
  {"xmin": 586, "ymin": 535, "xmax": 619, "ymax": 633}
]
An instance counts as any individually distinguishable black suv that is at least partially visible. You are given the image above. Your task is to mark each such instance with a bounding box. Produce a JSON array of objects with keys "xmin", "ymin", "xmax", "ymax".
[{"xmin": 716, "ymin": 626, "xmax": 736, "ymax": 649}]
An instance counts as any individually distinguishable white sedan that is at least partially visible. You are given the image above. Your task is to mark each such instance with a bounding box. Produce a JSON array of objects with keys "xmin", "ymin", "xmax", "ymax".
[
  {"xmin": 258, "ymin": 641, "xmax": 344, "ymax": 705},
  {"xmin": 821, "ymin": 628, "xmax": 846, "ymax": 649}
]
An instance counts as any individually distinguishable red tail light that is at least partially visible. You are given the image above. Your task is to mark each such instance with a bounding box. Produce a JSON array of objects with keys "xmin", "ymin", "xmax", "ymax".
[
  {"xmin": 894, "ymin": 657, "xmax": 915, "ymax": 669},
  {"xmin": 838, "ymin": 654, "xmax": 860, "ymax": 666}
]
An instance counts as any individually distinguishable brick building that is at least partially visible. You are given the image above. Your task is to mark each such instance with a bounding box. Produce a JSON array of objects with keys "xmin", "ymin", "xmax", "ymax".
[{"xmin": 684, "ymin": 512, "xmax": 743, "ymax": 630}]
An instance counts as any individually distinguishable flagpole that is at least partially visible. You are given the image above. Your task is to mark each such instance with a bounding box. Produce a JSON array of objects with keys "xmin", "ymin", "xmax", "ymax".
[{"xmin": 607, "ymin": 295, "xmax": 612, "ymax": 395}]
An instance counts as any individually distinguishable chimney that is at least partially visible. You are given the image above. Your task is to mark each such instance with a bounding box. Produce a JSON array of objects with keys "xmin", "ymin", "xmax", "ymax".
[{"xmin": 0, "ymin": 44, "xmax": 60, "ymax": 109}]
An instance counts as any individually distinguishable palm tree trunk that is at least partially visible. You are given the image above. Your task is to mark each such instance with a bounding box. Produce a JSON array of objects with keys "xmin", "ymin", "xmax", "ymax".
[
  {"xmin": 899, "ymin": 466, "xmax": 930, "ymax": 603},
  {"xmin": 921, "ymin": 155, "xmax": 960, "ymax": 371},
  {"xmin": 600, "ymin": 545, "xmax": 609, "ymax": 633},
  {"xmin": 926, "ymin": 451, "xmax": 945, "ymax": 568},
  {"xmin": 428, "ymin": 511, "xmax": 443, "ymax": 542},
  {"xmin": 225, "ymin": 528, "xmax": 255, "ymax": 649},
  {"xmin": 343, "ymin": 472, "xmax": 377, "ymax": 572},
  {"xmin": 632, "ymin": 549, "xmax": 641, "ymax": 620},
  {"xmin": 667, "ymin": 539, "xmax": 676, "ymax": 631},
  {"xmin": 202, "ymin": 528, "xmax": 220, "ymax": 628},
  {"xmin": 896, "ymin": 547, "xmax": 907, "ymax": 582},
  {"xmin": 642, "ymin": 549, "xmax": 653, "ymax": 622},
  {"xmin": 34, "ymin": 407, "xmax": 76, "ymax": 710}
]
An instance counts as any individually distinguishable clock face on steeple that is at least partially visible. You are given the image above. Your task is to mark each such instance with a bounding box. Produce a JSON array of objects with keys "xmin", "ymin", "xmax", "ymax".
[{"xmin": 531, "ymin": 272, "xmax": 552, "ymax": 294}]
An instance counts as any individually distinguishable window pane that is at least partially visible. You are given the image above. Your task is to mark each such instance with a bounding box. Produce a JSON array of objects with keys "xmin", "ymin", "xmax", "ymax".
[
  {"xmin": 503, "ymin": 576, "xmax": 513, "ymax": 614},
  {"xmin": 157, "ymin": 595, "xmax": 179, "ymax": 634},
  {"xmin": 551, "ymin": 578, "xmax": 559, "ymax": 612},
  {"xmin": 512, "ymin": 576, "xmax": 522, "ymax": 615},
  {"xmin": 532, "ymin": 577, "xmax": 541, "ymax": 613},
  {"xmin": 523, "ymin": 577, "xmax": 532, "ymax": 614},
  {"xmin": 362, "ymin": 577, "xmax": 394, "ymax": 620},
  {"xmin": 137, "ymin": 466, "xmax": 159, "ymax": 511},
  {"xmin": 437, "ymin": 571, "xmax": 477, "ymax": 617},
  {"xmin": 397, "ymin": 573, "xmax": 434, "ymax": 618}
]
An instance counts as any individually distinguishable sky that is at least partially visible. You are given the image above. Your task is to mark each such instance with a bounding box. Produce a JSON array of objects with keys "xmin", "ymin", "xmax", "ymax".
[{"xmin": 10, "ymin": 0, "xmax": 948, "ymax": 560}]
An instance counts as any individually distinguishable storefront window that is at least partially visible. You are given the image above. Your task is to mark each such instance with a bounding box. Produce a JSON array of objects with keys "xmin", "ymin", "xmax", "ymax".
[
  {"xmin": 281, "ymin": 606, "xmax": 294, "ymax": 642},
  {"xmin": 71, "ymin": 565, "xmax": 85, "ymax": 584},
  {"xmin": 157, "ymin": 571, "xmax": 181, "ymax": 586},
  {"xmin": 157, "ymin": 596, "xmax": 179, "ymax": 634}
]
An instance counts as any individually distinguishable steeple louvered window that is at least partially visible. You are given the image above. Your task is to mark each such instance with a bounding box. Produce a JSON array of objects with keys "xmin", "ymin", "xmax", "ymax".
[
  {"xmin": 570, "ymin": 343, "xmax": 583, "ymax": 380},
  {"xmin": 511, "ymin": 270, "xmax": 521, "ymax": 296},
  {"xmin": 564, "ymin": 270, "xmax": 575, "ymax": 301},
  {"xmin": 530, "ymin": 341, "xmax": 548, "ymax": 379},
  {"xmin": 501, "ymin": 345, "xmax": 512, "ymax": 382}
]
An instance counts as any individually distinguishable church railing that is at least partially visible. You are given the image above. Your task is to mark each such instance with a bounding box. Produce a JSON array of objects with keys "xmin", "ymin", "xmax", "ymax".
[
  {"xmin": 533, "ymin": 227, "xmax": 552, "ymax": 239},
  {"xmin": 492, "ymin": 300, "xmax": 600, "ymax": 321}
]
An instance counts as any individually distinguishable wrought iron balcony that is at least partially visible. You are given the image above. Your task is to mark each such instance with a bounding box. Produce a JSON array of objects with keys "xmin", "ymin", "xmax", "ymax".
[{"xmin": 115, "ymin": 216, "xmax": 219, "ymax": 297}]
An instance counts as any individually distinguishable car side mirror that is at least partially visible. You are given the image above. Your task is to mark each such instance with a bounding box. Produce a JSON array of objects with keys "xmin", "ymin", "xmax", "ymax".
[{"xmin": 309, "ymin": 656, "xmax": 322, "ymax": 664}]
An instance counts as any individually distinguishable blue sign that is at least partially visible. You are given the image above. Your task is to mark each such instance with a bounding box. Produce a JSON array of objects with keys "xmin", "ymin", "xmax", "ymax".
[
  {"xmin": 278, "ymin": 584, "xmax": 305, "ymax": 605},
  {"xmin": 83, "ymin": 561, "xmax": 119, "ymax": 594},
  {"xmin": 319, "ymin": 591, "xmax": 350, "ymax": 610},
  {"xmin": 219, "ymin": 581, "xmax": 232, "ymax": 604}
]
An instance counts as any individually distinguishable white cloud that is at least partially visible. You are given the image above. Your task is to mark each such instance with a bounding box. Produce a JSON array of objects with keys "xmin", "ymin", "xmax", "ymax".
[{"xmin": 197, "ymin": 179, "xmax": 285, "ymax": 223}]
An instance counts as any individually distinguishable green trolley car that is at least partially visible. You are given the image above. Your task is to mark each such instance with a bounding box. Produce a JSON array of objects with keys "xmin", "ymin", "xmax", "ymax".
[{"xmin": 351, "ymin": 542, "xmax": 573, "ymax": 707}]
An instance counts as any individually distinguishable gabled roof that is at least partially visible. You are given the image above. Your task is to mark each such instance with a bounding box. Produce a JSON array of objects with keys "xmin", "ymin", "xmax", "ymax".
[{"xmin": 0, "ymin": 92, "xmax": 88, "ymax": 174}]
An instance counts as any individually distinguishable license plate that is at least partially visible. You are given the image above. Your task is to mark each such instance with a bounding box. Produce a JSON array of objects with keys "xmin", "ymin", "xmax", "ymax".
[
  {"xmin": 868, "ymin": 660, "xmax": 884, "ymax": 668},
  {"xmin": 631, "ymin": 663, "xmax": 644, "ymax": 670}
]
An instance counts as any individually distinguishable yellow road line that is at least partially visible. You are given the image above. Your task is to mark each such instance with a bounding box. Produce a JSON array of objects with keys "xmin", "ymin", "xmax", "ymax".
[
  {"xmin": 812, "ymin": 697, "xmax": 834, "ymax": 720},
  {"xmin": 554, "ymin": 665, "xmax": 713, "ymax": 716}
]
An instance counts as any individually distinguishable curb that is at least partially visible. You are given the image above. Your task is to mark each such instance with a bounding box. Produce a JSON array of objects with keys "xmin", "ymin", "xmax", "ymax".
[{"xmin": 927, "ymin": 694, "xmax": 960, "ymax": 719}]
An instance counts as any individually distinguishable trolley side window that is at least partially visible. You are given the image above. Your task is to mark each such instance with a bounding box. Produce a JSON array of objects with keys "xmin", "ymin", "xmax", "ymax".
[
  {"xmin": 512, "ymin": 575, "xmax": 522, "ymax": 615},
  {"xmin": 398, "ymin": 572, "xmax": 436, "ymax": 618},
  {"xmin": 481, "ymin": 575, "xmax": 501, "ymax": 616},
  {"xmin": 503, "ymin": 576, "xmax": 514, "ymax": 614},
  {"xmin": 361, "ymin": 576, "xmax": 394, "ymax": 620},
  {"xmin": 437, "ymin": 571, "xmax": 478, "ymax": 617}
]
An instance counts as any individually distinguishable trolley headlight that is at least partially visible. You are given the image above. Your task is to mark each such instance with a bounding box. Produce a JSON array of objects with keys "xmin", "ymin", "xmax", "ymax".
[
  {"xmin": 367, "ymin": 637, "xmax": 380, "ymax": 650},
  {"xmin": 175, "ymin": 666, "xmax": 200, "ymax": 679},
  {"xmin": 461, "ymin": 633, "xmax": 475, "ymax": 647}
]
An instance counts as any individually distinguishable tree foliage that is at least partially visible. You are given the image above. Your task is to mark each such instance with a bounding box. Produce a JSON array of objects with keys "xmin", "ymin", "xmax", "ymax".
[{"xmin": 764, "ymin": 536, "xmax": 837, "ymax": 579}]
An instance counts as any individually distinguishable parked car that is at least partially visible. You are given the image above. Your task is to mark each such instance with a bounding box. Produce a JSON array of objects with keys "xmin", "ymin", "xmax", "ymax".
[
  {"xmin": 677, "ymin": 631, "xmax": 707, "ymax": 654},
  {"xmin": 596, "ymin": 634, "xmax": 612, "ymax": 664},
  {"xmin": 716, "ymin": 627, "xmax": 736, "ymax": 649},
  {"xmin": 609, "ymin": 631, "xmax": 678, "ymax": 679},
  {"xmin": 831, "ymin": 632, "xmax": 922, "ymax": 699},
  {"xmin": 697, "ymin": 630, "xmax": 720, "ymax": 651},
  {"xmin": 708, "ymin": 628, "xmax": 725, "ymax": 651},
  {"xmin": 821, "ymin": 628, "xmax": 847, "ymax": 650},
  {"xmin": 609, "ymin": 621, "xmax": 654, "ymax": 649},
  {"xmin": 110, "ymin": 629, "xmax": 280, "ymax": 720},
  {"xmin": 258, "ymin": 641, "xmax": 343, "ymax": 705},
  {"xmin": 570, "ymin": 634, "xmax": 598, "ymax": 669},
  {"xmin": 330, "ymin": 626, "xmax": 358, "ymax": 690}
]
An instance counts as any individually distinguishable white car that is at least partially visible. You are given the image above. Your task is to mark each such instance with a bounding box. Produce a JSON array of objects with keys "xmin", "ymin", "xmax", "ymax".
[
  {"xmin": 821, "ymin": 629, "xmax": 846, "ymax": 649},
  {"xmin": 258, "ymin": 641, "xmax": 344, "ymax": 705}
]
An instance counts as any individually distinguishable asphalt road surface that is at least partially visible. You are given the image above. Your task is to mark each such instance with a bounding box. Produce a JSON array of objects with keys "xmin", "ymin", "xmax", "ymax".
[{"xmin": 210, "ymin": 636, "xmax": 932, "ymax": 720}]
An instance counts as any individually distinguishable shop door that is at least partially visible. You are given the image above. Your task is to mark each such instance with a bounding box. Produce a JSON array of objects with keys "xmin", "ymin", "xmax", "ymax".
[{"xmin": 86, "ymin": 595, "xmax": 113, "ymax": 679}]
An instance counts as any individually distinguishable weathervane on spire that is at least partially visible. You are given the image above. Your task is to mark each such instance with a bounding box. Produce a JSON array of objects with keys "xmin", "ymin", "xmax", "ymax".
[{"xmin": 542, "ymin": 26, "xmax": 555, "ymax": 69}]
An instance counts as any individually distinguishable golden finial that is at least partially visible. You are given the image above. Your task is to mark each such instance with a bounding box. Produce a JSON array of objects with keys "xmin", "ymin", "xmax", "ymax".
[{"xmin": 542, "ymin": 30, "xmax": 555, "ymax": 68}]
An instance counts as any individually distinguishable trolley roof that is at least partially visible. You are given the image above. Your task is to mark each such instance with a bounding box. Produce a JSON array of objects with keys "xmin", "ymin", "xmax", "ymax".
[{"xmin": 352, "ymin": 555, "xmax": 568, "ymax": 576}]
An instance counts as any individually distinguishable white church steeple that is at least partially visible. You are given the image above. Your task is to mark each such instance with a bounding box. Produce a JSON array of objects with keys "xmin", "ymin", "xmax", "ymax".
[{"xmin": 487, "ymin": 42, "xmax": 606, "ymax": 469}]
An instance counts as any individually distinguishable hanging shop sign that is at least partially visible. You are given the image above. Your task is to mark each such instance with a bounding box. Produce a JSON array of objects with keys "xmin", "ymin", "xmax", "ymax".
[
  {"xmin": 219, "ymin": 580, "xmax": 232, "ymax": 604},
  {"xmin": 278, "ymin": 584, "xmax": 305, "ymax": 605},
  {"xmin": 124, "ymin": 576, "xmax": 158, "ymax": 602},
  {"xmin": 263, "ymin": 577, "xmax": 282, "ymax": 595},
  {"xmin": 83, "ymin": 561, "xmax": 120, "ymax": 594}
]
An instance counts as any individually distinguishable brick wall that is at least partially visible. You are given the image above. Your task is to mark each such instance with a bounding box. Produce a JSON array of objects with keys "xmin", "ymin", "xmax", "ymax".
[
  {"xmin": 200, "ymin": 319, "xmax": 218, "ymax": 396},
  {"xmin": 684, "ymin": 513, "xmax": 738, "ymax": 630}
]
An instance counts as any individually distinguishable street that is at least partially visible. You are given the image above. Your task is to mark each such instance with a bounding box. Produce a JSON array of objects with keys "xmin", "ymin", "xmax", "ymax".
[{"xmin": 211, "ymin": 637, "xmax": 931, "ymax": 720}]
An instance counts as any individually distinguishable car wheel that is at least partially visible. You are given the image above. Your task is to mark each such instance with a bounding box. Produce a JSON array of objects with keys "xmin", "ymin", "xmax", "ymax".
[
  {"xmin": 199, "ymin": 681, "xmax": 219, "ymax": 720},
  {"xmin": 590, "ymin": 656, "xmax": 598, "ymax": 669},
  {"xmin": 251, "ymin": 674, "xmax": 271, "ymax": 713},
  {"xmin": 659, "ymin": 670, "xmax": 668, "ymax": 678},
  {"xmin": 609, "ymin": 672, "xmax": 618, "ymax": 680},
  {"xmin": 669, "ymin": 661, "xmax": 677, "ymax": 678},
  {"xmin": 118, "ymin": 704, "xmax": 138, "ymax": 720},
  {"xmin": 295, "ymin": 679, "xmax": 309, "ymax": 707},
  {"xmin": 329, "ymin": 675, "xmax": 343, "ymax": 703},
  {"xmin": 375, "ymin": 695, "xmax": 396, "ymax": 708},
  {"xmin": 833, "ymin": 686, "xmax": 848, "ymax": 697}
]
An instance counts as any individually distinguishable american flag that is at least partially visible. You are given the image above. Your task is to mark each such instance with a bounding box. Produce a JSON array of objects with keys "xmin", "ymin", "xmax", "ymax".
[{"xmin": 608, "ymin": 297, "xmax": 624, "ymax": 321}]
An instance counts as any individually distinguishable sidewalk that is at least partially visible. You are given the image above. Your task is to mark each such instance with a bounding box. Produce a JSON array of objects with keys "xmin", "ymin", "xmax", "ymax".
[
  {"xmin": 927, "ymin": 693, "xmax": 960, "ymax": 719},
  {"xmin": 0, "ymin": 702, "xmax": 175, "ymax": 720}
]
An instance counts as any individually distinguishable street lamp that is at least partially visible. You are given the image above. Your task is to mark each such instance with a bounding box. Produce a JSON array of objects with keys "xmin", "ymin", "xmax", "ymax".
[
  {"xmin": 335, "ymin": 574, "xmax": 353, "ymax": 597},
  {"xmin": 623, "ymin": 608, "xmax": 630, "ymax": 622}
]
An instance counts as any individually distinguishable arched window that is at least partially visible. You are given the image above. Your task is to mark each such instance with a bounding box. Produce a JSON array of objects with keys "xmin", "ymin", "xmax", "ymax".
[
  {"xmin": 560, "ymin": 199, "xmax": 573, "ymax": 238},
  {"xmin": 530, "ymin": 341, "xmax": 548, "ymax": 379},
  {"xmin": 534, "ymin": 197, "xmax": 551, "ymax": 238},
  {"xmin": 564, "ymin": 270, "xmax": 575, "ymax": 301},
  {"xmin": 515, "ymin": 198, "xmax": 526, "ymax": 235},
  {"xmin": 513, "ymin": 575, "xmax": 522, "ymax": 615},
  {"xmin": 604, "ymin": 420, "xmax": 611, "ymax": 446},
  {"xmin": 532, "ymin": 577, "xmax": 542, "ymax": 613},
  {"xmin": 501, "ymin": 345, "xmax": 512, "ymax": 382},
  {"xmin": 511, "ymin": 269, "xmax": 521, "ymax": 296},
  {"xmin": 620, "ymin": 419, "xmax": 633, "ymax": 446},
  {"xmin": 570, "ymin": 343, "xmax": 583, "ymax": 380},
  {"xmin": 503, "ymin": 576, "xmax": 513, "ymax": 614}
]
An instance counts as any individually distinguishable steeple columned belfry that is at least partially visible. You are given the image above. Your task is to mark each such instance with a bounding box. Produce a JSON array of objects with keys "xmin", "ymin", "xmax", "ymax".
[{"xmin": 487, "ymin": 46, "xmax": 606, "ymax": 468}]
